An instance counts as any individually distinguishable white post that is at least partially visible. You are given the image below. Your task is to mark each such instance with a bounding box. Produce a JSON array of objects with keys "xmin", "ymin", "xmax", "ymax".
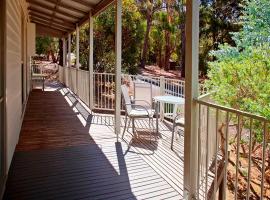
[
  {"xmin": 184, "ymin": 0, "xmax": 200, "ymax": 199},
  {"xmin": 76, "ymin": 23, "xmax": 80, "ymax": 94},
  {"xmin": 62, "ymin": 38, "xmax": 66, "ymax": 83},
  {"xmin": 68, "ymin": 33, "xmax": 71, "ymax": 87},
  {"xmin": 160, "ymin": 76, "xmax": 165, "ymax": 120},
  {"xmin": 62, "ymin": 38, "xmax": 66, "ymax": 67},
  {"xmin": 115, "ymin": 0, "xmax": 122, "ymax": 141},
  {"xmin": 89, "ymin": 12, "xmax": 94, "ymax": 110}
]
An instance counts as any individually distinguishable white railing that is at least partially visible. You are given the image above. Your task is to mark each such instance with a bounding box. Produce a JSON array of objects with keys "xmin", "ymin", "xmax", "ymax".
[
  {"xmin": 196, "ymin": 95, "xmax": 270, "ymax": 200},
  {"xmin": 78, "ymin": 69, "xmax": 90, "ymax": 106},
  {"xmin": 59, "ymin": 66, "xmax": 206, "ymax": 114}
]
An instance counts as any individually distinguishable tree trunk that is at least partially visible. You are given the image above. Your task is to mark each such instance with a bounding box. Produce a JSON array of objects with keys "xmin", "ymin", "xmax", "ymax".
[{"xmin": 140, "ymin": 11, "xmax": 152, "ymax": 69}]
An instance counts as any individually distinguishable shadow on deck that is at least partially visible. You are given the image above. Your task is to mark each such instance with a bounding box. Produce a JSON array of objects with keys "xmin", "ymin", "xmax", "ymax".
[{"xmin": 4, "ymin": 88, "xmax": 182, "ymax": 200}]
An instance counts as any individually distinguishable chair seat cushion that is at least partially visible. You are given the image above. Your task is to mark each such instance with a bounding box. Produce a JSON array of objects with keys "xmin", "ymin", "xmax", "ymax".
[
  {"xmin": 129, "ymin": 108, "xmax": 155, "ymax": 117},
  {"xmin": 175, "ymin": 117, "xmax": 185, "ymax": 126}
]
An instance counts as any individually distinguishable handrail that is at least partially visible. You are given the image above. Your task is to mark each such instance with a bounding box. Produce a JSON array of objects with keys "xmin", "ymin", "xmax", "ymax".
[{"xmin": 195, "ymin": 98, "xmax": 269, "ymax": 122}]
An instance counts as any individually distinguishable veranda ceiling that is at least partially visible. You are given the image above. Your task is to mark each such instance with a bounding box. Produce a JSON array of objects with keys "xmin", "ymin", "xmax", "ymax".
[{"xmin": 27, "ymin": 0, "xmax": 115, "ymax": 38}]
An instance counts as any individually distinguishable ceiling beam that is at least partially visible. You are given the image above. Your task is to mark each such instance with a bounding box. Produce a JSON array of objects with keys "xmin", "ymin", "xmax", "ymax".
[
  {"xmin": 28, "ymin": 7, "xmax": 75, "ymax": 23},
  {"xmin": 70, "ymin": 0, "xmax": 94, "ymax": 8},
  {"xmin": 46, "ymin": 0, "xmax": 88, "ymax": 14},
  {"xmin": 30, "ymin": 17, "xmax": 73, "ymax": 31},
  {"xmin": 27, "ymin": 0, "xmax": 80, "ymax": 20},
  {"xmin": 29, "ymin": 12, "xmax": 75, "ymax": 27},
  {"xmin": 36, "ymin": 24, "xmax": 64, "ymax": 38},
  {"xmin": 50, "ymin": 0, "xmax": 61, "ymax": 26},
  {"xmin": 32, "ymin": 20, "xmax": 69, "ymax": 32},
  {"xmin": 31, "ymin": 16, "xmax": 74, "ymax": 29}
]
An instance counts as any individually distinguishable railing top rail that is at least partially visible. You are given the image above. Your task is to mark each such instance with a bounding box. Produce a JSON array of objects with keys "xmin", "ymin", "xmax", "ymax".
[
  {"xmin": 78, "ymin": 68, "xmax": 89, "ymax": 73},
  {"xmin": 94, "ymin": 72, "xmax": 115, "ymax": 76},
  {"xmin": 195, "ymin": 98, "xmax": 269, "ymax": 122}
]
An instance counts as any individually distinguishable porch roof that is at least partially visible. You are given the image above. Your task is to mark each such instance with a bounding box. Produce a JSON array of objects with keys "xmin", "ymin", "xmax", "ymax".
[{"xmin": 27, "ymin": 0, "xmax": 115, "ymax": 37}]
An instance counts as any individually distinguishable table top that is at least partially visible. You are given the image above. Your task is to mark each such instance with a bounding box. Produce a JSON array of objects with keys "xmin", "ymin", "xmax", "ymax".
[{"xmin": 153, "ymin": 95, "xmax": 185, "ymax": 104}]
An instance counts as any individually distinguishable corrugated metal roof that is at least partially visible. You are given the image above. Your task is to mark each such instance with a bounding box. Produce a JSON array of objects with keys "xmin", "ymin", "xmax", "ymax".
[{"xmin": 27, "ymin": 0, "xmax": 115, "ymax": 37}]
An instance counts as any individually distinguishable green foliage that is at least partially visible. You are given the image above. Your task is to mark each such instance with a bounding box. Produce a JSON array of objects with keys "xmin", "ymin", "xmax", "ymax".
[
  {"xmin": 232, "ymin": 0, "xmax": 270, "ymax": 48},
  {"xmin": 199, "ymin": 0, "xmax": 243, "ymax": 74},
  {"xmin": 207, "ymin": 0, "xmax": 270, "ymax": 142},
  {"xmin": 92, "ymin": 0, "xmax": 143, "ymax": 74},
  {"xmin": 207, "ymin": 46, "xmax": 270, "ymax": 119},
  {"xmin": 36, "ymin": 36, "xmax": 58, "ymax": 55}
]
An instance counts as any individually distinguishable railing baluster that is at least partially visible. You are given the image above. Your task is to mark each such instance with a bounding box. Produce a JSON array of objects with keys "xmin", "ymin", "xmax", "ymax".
[
  {"xmin": 205, "ymin": 106, "xmax": 210, "ymax": 200},
  {"xmin": 222, "ymin": 111, "xmax": 229, "ymax": 200},
  {"xmin": 197, "ymin": 103, "xmax": 201, "ymax": 199},
  {"xmin": 247, "ymin": 118, "xmax": 253, "ymax": 200},
  {"xmin": 213, "ymin": 108, "xmax": 219, "ymax": 199},
  {"xmin": 235, "ymin": 115, "xmax": 241, "ymax": 200},
  {"xmin": 101, "ymin": 74, "xmax": 103, "ymax": 109},
  {"xmin": 260, "ymin": 122, "xmax": 267, "ymax": 199},
  {"xmin": 98, "ymin": 73, "xmax": 100, "ymax": 108},
  {"xmin": 105, "ymin": 74, "xmax": 107, "ymax": 109}
]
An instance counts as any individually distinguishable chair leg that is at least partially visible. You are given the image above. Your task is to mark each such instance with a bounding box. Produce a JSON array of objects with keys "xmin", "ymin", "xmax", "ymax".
[
  {"xmin": 122, "ymin": 114, "xmax": 128, "ymax": 139},
  {"xmin": 171, "ymin": 122, "xmax": 176, "ymax": 150},
  {"xmin": 132, "ymin": 118, "xmax": 135, "ymax": 136},
  {"xmin": 149, "ymin": 118, "xmax": 156, "ymax": 141}
]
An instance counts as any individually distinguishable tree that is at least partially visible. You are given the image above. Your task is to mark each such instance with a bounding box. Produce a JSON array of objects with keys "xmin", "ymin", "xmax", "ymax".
[
  {"xmin": 207, "ymin": 0, "xmax": 270, "ymax": 137},
  {"xmin": 199, "ymin": 0, "xmax": 243, "ymax": 75},
  {"xmin": 36, "ymin": 36, "xmax": 59, "ymax": 62},
  {"xmin": 138, "ymin": 0, "xmax": 162, "ymax": 69}
]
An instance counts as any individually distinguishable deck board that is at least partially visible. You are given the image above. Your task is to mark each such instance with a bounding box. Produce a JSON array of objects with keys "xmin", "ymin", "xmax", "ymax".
[{"xmin": 4, "ymin": 89, "xmax": 186, "ymax": 200}]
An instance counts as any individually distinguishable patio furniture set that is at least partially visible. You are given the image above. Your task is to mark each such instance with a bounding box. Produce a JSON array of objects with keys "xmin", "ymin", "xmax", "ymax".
[{"xmin": 121, "ymin": 81, "xmax": 185, "ymax": 149}]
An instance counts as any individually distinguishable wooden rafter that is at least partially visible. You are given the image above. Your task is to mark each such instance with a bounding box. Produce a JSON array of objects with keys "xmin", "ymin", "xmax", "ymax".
[
  {"xmin": 31, "ymin": 16, "xmax": 74, "ymax": 29},
  {"xmin": 27, "ymin": 0, "xmax": 80, "ymax": 20},
  {"xmin": 70, "ymin": 0, "xmax": 94, "ymax": 8},
  {"xmin": 49, "ymin": 0, "xmax": 61, "ymax": 27},
  {"xmin": 30, "ymin": 17, "xmax": 73, "ymax": 31},
  {"xmin": 29, "ymin": 12, "xmax": 75, "ymax": 27},
  {"xmin": 46, "ymin": 0, "xmax": 87, "ymax": 14},
  {"xmin": 27, "ymin": 0, "xmax": 117, "ymax": 34},
  {"xmin": 32, "ymin": 20, "xmax": 68, "ymax": 32},
  {"xmin": 36, "ymin": 24, "xmax": 64, "ymax": 38},
  {"xmin": 28, "ymin": 7, "xmax": 75, "ymax": 23}
]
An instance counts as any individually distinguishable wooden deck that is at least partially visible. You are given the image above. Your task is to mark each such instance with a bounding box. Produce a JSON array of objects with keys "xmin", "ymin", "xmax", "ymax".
[{"xmin": 4, "ymin": 87, "xmax": 188, "ymax": 200}]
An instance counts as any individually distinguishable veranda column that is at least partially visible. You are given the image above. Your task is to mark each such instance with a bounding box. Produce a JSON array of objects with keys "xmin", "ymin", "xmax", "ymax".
[
  {"xmin": 115, "ymin": 0, "xmax": 122, "ymax": 141},
  {"xmin": 76, "ymin": 23, "xmax": 80, "ymax": 94},
  {"xmin": 68, "ymin": 33, "xmax": 71, "ymax": 87},
  {"xmin": 184, "ymin": 0, "xmax": 200, "ymax": 199},
  {"xmin": 89, "ymin": 12, "xmax": 94, "ymax": 110},
  {"xmin": 62, "ymin": 38, "xmax": 66, "ymax": 84}
]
